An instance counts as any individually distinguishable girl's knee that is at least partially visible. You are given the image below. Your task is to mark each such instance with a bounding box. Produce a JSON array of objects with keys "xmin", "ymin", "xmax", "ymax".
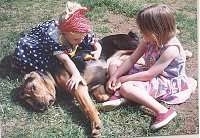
[
  {"xmin": 119, "ymin": 82, "xmax": 145, "ymax": 97},
  {"xmin": 119, "ymin": 82, "xmax": 134, "ymax": 97}
]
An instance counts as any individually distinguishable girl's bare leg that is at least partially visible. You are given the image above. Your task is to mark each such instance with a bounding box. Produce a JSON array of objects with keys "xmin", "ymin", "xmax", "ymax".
[{"xmin": 119, "ymin": 81, "xmax": 168, "ymax": 114}]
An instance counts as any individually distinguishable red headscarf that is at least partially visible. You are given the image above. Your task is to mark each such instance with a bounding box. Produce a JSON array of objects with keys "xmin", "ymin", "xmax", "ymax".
[{"xmin": 59, "ymin": 8, "xmax": 91, "ymax": 33}]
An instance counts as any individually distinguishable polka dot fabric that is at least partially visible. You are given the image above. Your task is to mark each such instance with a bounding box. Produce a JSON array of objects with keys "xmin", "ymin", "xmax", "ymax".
[{"xmin": 13, "ymin": 20, "xmax": 95, "ymax": 73}]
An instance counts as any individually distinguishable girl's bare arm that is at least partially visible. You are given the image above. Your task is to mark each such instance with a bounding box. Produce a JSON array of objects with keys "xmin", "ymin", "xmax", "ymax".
[
  {"xmin": 119, "ymin": 45, "xmax": 179, "ymax": 82},
  {"xmin": 112, "ymin": 39, "xmax": 147, "ymax": 78},
  {"xmin": 56, "ymin": 53, "xmax": 80, "ymax": 76}
]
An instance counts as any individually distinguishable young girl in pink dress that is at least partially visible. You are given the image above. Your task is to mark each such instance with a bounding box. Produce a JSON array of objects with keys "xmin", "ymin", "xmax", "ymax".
[{"xmin": 104, "ymin": 4, "xmax": 197, "ymax": 130}]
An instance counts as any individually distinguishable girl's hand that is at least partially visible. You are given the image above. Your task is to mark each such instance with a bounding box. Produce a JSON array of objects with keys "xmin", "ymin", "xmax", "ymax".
[
  {"xmin": 66, "ymin": 74, "xmax": 87, "ymax": 91},
  {"xmin": 106, "ymin": 78, "xmax": 122, "ymax": 94},
  {"xmin": 118, "ymin": 75, "xmax": 129, "ymax": 83},
  {"xmin": 106, "ymin": 76, "xmax": 119, "ymax": 93}
]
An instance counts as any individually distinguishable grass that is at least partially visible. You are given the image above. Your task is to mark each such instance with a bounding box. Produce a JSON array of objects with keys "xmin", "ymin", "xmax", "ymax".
[{"xmin": 0, "ymin": 0, "xmax": 197, "ymax": 137}]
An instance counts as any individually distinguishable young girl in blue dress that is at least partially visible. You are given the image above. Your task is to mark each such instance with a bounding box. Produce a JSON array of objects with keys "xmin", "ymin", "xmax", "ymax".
[{"xmin": 12, "ymin": 3, "xmax": 102, "ymax": 91}]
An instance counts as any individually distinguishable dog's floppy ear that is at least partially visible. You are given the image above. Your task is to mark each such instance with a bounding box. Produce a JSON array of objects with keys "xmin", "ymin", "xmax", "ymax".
[
  {"xmin": 19, "ymin": 71, "xmax": 37, "ymax": 100},
  {"xmin": 15, "ymin": 85, "xmax": 31, "ymax": 100},
  {"xmin": 128, "ymin": 31, "xmax": 139, "ymax": 41}
]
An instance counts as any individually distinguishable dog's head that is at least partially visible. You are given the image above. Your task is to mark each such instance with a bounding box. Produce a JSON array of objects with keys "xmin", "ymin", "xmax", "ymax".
[
  {"xmin": 99, "ymin": 31, "xmax": 139, "ymax": 59},
  {"xmin": 17, "ymin": 71, "xmax": 56, "ymax": 112}
]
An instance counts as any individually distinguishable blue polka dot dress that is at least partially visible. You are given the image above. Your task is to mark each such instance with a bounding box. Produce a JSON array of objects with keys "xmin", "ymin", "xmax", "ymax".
[{"xmin": 13, "ymin": 20, "xmax": 96, "ymax": 73}]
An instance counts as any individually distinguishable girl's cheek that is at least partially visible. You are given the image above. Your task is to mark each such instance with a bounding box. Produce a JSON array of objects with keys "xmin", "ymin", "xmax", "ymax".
[
  {"xmin": 75, "ymin": 38, "xmax": 84, "ymax": 44},
  {"xmin": 71, "ymin": 41, "xmax": 77, "ymax": 46},
  {"xmin": 70, "ymin": 40, "xmax": 80, "ymax": 46},
  {"xmin": 67, "ymin": 39, "xmax": 73, "ymax": 45}
]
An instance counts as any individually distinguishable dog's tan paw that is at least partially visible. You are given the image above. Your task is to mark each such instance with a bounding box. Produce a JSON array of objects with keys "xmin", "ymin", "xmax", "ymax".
[
  {"xmin": 91, "ymin": 121, "xmax": 102, "ymax": 138},
  {"xmin": 92, "ymin": 86, "xmax": 111, "ymax": 102}
]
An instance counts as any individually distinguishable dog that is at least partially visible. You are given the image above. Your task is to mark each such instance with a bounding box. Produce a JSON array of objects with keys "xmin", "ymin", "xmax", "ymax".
[{"xmin": 16, "ymin": 31, "xmax": 139, "ymax": 137}]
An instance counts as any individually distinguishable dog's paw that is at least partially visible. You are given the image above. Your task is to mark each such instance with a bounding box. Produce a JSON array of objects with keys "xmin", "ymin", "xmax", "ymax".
[
  {"xmin": 92, "ymin": 86, "xmax": 111, "ymax": 102},
  {"xmin": 91, "ymin": 121, "xmax": 102, "ymax": 138}
]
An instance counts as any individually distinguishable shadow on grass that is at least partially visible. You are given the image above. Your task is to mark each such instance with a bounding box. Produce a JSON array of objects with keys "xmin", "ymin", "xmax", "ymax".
[
  {"xmin": 10, "ymin": 86, "xmax": 91, "ymax": 136},
  {"xmin": 0, "ymin": 54, "xmax": 23, "ymax": 79}
]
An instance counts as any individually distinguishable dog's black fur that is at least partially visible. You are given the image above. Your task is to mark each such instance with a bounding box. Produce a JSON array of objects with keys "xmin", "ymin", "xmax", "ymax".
[
  {"xmin": 99, "ymin": 31, "xmax": 139, "ymax": 59},
  {"xmin": 71, "ymin": 31, "xmax": 139, "ymax": 73}
]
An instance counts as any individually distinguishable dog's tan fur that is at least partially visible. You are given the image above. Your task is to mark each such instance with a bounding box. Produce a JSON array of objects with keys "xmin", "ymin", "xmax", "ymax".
[{"xmin": 18, "ymin": 48, "xmax": 193, "ymax": 137}]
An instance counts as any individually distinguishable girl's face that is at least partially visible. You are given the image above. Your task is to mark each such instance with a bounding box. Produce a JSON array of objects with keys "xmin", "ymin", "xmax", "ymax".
[{"xmin": 62, "ymin": 32, "xmax": 86, "ymax": 46}]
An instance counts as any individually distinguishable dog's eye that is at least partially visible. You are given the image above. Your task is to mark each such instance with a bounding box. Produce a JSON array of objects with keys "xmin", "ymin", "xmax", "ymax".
[
  {"xmin": 19, "ymin": 93, "xmax": 31, "ymax": 100},
  {"xmin": 32, "ymin": 84, "xmax": 36, "ymax": 91}
]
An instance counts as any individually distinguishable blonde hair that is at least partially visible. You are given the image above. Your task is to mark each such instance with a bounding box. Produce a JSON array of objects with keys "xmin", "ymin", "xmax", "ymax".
[
  {"xmin": 136, "ymin": 4, "xmax": 176, "ymax": 46},
  {"xmin": 58, "ymin": 1, "xmax": 87, "ymax": 26}
]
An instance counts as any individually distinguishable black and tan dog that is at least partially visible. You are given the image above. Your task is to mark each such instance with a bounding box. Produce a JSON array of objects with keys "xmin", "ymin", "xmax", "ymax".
[
  {"xmin": 16, "ymin": 31, "xmax": 139, "ymax": 137},
  {"xmin": 17, "ymin": 60, "xmax": 110, "ymax": 137}
]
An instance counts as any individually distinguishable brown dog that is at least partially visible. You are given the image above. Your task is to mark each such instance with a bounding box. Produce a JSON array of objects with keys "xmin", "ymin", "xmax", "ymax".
[
  {"xmin": 17, "ymin": 60, "xmax": 109, "ymax": 137},
  {"xmin": 16, "ymin": 32, "xmax": 139, "ymax": 137}
]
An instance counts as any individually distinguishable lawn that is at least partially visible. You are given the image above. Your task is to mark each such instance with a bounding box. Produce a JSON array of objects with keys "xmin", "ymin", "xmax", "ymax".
[{"xmin": 0, "ymin": 0, "xmax": 198, "ymax": 137}]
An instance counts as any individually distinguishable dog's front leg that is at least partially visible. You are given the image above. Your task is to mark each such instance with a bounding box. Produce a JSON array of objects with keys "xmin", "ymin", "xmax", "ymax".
[
  {"xmin": 74, "ymin": 84, "xmax": 102, "ymax": 137},
  {"xmin": 54, "ymin": 67, "xmax": 102, "ymax": 137}
]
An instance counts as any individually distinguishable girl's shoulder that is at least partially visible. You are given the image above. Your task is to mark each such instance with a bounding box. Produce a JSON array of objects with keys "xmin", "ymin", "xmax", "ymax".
[
  {"xmin": 47, "ymin": 21, "xmax": 60, "ymax": 44},
  {"xmin": 162, "ymin": 36, "xmax": 186, "ymax": 59},
  {"xmin": 164, "ymin": 36, "xmax": 181, "ymax": 47},
  {"xmin": 161, "ymin": 36, "xmax": 182, "ymax": 53}
]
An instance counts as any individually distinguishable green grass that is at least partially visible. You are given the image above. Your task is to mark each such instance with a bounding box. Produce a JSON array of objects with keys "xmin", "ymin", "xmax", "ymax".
[
  {"xmin": 176, "ymin": 11, "xmax": 197, "ymax": 54},
  {"xmin": 0, "ymin": 0, "xmax": 197, "ymax": 137}
]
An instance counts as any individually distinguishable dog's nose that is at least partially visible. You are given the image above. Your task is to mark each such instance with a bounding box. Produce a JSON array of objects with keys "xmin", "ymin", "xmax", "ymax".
[{"xmin": 35, "ymin": 102, "xmax": 48, "ymax": 111}]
